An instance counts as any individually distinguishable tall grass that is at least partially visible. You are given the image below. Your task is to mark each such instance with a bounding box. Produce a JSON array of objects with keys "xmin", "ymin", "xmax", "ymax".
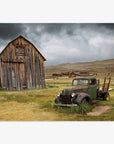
[{"xmin": 52, "ymin": 102, "xmax": 95, "ymax": 114}]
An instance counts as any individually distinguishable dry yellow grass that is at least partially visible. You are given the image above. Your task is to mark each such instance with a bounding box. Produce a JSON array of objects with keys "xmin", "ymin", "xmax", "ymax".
[{"xmin": 0, "ymin": 80, "xmax": 114, "ymax": 121}]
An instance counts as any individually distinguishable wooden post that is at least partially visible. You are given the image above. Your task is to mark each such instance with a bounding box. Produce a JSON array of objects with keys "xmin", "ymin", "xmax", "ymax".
[
  {"xmin": 102, "ymin": 77, "xmax": 106, "ymax": 92},
  {"xmin": 107, "ymin": 77, "xmax": 111, "ymax": 91}
]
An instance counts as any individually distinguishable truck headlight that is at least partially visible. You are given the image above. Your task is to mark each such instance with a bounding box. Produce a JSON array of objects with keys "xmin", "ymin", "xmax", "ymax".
[
  {"xmin": 57, "ymin": 93, "xmax": 61, "ymax": 97},
  {"xmin": 71, "ymin": 93, "xmax": 75, "ymax": 97}
]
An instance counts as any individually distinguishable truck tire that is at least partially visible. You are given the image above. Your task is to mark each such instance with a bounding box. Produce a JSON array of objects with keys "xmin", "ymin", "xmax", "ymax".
[
  {"xmin": 76, "ymin": 93, "xmax": 91, "ymax": 105},
  {"xmin": 103, "ymin": 93, "xmax": 110, "ymax": 101}
]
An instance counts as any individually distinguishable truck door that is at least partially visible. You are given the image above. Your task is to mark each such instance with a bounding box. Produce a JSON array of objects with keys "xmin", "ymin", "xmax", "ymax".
[{"xmin": 88, "ymin": 79, "xmax": 97, "ymax": 99}]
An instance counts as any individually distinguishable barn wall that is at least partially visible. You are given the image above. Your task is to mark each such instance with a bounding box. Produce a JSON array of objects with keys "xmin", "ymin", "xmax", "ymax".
[{"xmin": 0, "ymin": 37, "xmax": 45, "ymax": 90}]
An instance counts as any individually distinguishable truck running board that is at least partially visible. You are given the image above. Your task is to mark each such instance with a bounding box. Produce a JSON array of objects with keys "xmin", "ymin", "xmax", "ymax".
[
  {"xmin": 54, "ymin": 104, "xmax": 78, "ymax": 107},
  {"xmin": 91, "ymin": 99, "xmax": 100, "ymax": 104}
]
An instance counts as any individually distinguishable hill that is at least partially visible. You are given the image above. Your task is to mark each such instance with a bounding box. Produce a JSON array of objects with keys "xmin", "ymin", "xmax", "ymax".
[{"xmin": 45, "ymin": 59, "xmax": 114, "ymax": 78}]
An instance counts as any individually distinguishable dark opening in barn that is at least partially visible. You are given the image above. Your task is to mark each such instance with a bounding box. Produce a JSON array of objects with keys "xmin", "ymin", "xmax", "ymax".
[{"xmin": 0, "ymin": 35, "xmax": 46, "ymax": 90}]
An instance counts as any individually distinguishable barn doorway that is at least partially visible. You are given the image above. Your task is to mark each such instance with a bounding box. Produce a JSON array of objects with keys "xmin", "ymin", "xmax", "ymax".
[
  {"xmin": 9, "ymin": 62, "xmax": 27, "ymax": 90},
  {"xmin": 1, "ymin": 62, "xmax": 27, "ymax": 90},
  {"xmin": 11, "ymin": 63, "xmax": 27, "ymax": 90}
]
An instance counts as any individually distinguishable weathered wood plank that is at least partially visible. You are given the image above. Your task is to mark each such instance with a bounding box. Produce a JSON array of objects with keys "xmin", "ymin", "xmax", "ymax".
[
  {"xmin": 1, "ymin": 62, "xmax": 5, "ymax": 88},
  {"xmin": 0, "ymin": 36, "xmax": 45, "ymax": 90},
  {"xmin": 25, "ymin": 47, "xmax": 31, "ymax": 89},
  {"xmin": 0, "ymin": 56, "xmax": 3, "ymax": 87},
  {"xmin": 33, "ymin": 48, "xmax": 36, "ymax": 87},
  {"xmin": 35, "ymin": 53, "xmax": 38, "ymax": 88},
  {"xmin": 31, "ymin": 47, "xmax": 35, "ymax": 88},
  {"xmin": 42, "ymin": 61, "xmax": 45, "ymax": 88},
  {"xmin": 38, "ymin": 56, "xmax": 42, "ymax": 88},
  {"xmin": 17, "ymin": 63, "xmax": 21, "ymax": 91},
  {"xmin": 12, "ymin": 64, "xmax": 16, "ymax": 90},
  {"xmin": 37, "ymin": 55, "xmax": 40, "ymax": 88},
  {"xmin": 8, "ymin": 67, "xmax": 11, "ymax": 90},
  {"xmin": 3, "ymin": 51, "xmax": 7, "ymax": 90}
]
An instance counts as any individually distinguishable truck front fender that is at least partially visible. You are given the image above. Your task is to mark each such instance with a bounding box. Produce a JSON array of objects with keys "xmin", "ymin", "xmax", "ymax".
[{"xmin": 76, "ymin": 93, "xmax": 91, "ymax": 105}]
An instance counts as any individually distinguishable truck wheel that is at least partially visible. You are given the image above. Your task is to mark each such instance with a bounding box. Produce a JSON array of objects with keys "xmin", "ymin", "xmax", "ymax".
[
  {"xmin": 76, "ymin": 93, "xmax": 91, "ymax": 105},
  {"xmin": 103, "ymin": 93, "xmax": 110, "ymax": 101},
  {"xmin": 55, "ymin": 96, "xmax": 62, "ymax": 103}
]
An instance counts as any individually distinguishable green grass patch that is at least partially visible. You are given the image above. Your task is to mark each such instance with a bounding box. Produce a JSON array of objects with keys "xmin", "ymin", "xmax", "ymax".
[{"xmin": 52, "ymin": 102, "xmax": 95, "ymax": 114}]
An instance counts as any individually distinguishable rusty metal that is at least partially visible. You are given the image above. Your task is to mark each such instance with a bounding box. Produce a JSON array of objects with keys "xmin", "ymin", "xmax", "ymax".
[
  {"xmin": 66, "ymin": 85, "xmax": 88, "ymax": 91},
  {"xmin": 54, "ymin": 76, "xmax": 112, "ymax": 106},
  {"xmin": 97, "ymin": 79, "xmax": 100, "ymax": 92},
  {"xmin": 69, "ymin": 72, "xmax": 97, "ymax": 78},
  {"xmin": 52, "ymin": 72, "xmax": 62, "ymax": 77},
  {"xmin": 91, "ymin": 99, "xmax": 100, "ymax": 104},
  {"xmin": 62, "ymin": 94, "xmax": 71, "ymax": 104},
  {"xmin": 76, "ymin": 93, "xmax": 91, "ymax": 104},
  {"xmin": 54, "ymin": 104, "xmax": 78, "ymax": 107},
  {"xmin": 102, "ymin": 77, "xmax": 111, "ymax": 92}
]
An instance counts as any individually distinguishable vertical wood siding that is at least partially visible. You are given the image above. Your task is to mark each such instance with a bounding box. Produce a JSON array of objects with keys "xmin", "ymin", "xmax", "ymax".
[{"xmin": 0, "ymin": 36, "xmax": 45, "ymax": 90}]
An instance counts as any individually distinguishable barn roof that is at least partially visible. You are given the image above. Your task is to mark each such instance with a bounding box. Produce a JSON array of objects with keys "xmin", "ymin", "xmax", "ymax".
[{"xmin": 0, "ymin": 35, "xmax": 46, "ymax": 61}]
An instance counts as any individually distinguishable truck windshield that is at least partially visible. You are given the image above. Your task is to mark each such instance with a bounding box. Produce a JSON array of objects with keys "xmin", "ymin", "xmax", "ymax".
[{"xmin": 73, "ymin": 79, "xmax": 88, "ymax": 86}]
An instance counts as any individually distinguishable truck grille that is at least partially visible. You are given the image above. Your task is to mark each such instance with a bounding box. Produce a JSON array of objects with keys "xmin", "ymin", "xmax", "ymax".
[{"xmin": 62, "ymin": 95, "xmax": 71, "ymax": 104}]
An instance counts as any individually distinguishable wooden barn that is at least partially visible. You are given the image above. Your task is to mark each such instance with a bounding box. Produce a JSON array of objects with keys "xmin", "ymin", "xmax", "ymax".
[{"xmin": 0, "ymin": 35, "xmax": 46, "ymax": 90}]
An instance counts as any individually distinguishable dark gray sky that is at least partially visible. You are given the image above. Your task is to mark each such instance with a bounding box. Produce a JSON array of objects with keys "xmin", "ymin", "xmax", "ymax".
[{"xmin": 0, "ymin": 23, "xmax": 114, "ymax": 65}]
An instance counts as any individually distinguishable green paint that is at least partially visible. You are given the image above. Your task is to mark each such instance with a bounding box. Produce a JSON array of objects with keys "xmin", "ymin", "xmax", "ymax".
[{"xmin": 62, "ymin": 77, "xmax": 97, "ymax": 100}]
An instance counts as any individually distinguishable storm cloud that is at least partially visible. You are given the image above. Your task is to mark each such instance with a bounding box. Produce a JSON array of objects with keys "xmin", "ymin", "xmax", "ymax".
[
  {"xmin": 0, "ymin": 23, "xmax": 114, "ymax": 65},
  {"xmin": 0, "ymin": 23, "xmax": 25, "ymax": 51},
  {"xmin": 0, "ymin": 23, "xmax": 24, "ymax": 39}
]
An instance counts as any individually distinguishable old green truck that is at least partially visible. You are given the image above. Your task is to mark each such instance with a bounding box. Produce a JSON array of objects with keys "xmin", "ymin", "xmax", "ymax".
[{"xmin": 55, "ymin": 77, "xmax": 111, "ymax": 106}]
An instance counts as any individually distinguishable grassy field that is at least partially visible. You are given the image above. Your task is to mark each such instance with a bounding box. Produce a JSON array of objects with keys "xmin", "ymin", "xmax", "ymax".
[
  {"xmin": 0, "ymin": 77, "xmax": 114, "ymax": 121},
  {"xmin": 0, "ymin": 59, "xmax": 114, "ymax": 121}
]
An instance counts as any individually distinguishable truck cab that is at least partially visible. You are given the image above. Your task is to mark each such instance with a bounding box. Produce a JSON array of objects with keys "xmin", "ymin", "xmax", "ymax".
[{"xmin": 72, "ymin": 77, "xmax": 97, "ymax": 99}]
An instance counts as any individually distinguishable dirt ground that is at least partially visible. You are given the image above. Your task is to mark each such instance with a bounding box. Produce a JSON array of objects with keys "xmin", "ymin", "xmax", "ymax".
[
  {"xmin": 0, "ymin": 96, "xmax": 7, "ymax": 101},
  {"xmin": 87, "ymin": 105, "xmax": 112, "ymax": 116}
]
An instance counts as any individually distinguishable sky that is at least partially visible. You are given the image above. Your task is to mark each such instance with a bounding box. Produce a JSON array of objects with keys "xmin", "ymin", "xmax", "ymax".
[{"xmin": 0, "ymin": 23, "xmax": 114, "ymax": 66}]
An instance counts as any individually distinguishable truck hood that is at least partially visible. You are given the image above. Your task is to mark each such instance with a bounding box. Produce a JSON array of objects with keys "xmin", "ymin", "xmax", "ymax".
[{"xmin": 65, "ymin": 85, "xmax": 88, "ymax": 91}]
